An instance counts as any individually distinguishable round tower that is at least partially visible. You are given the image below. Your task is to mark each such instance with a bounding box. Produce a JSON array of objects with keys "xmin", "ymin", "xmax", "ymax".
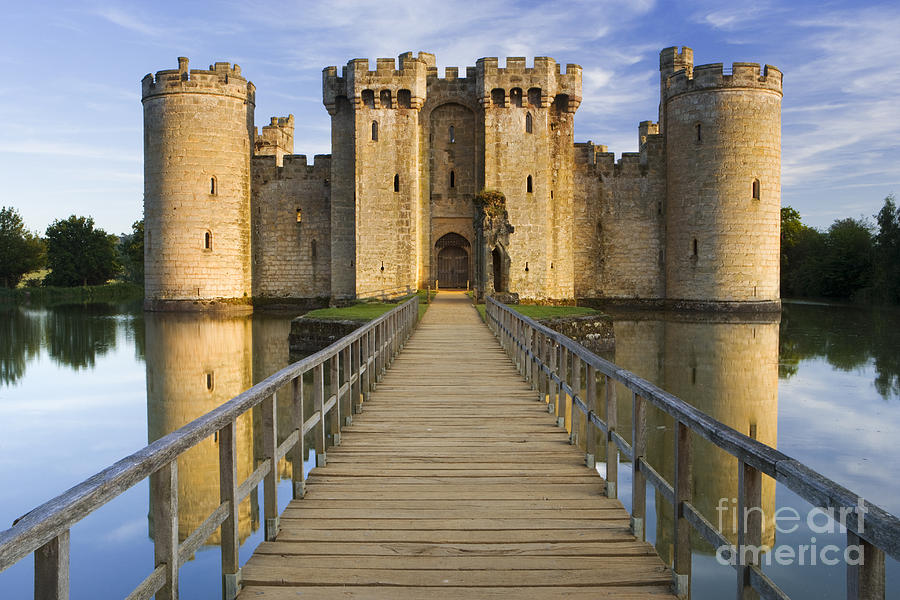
[
  {"xmin": 142, "ymin": 57, "xmax": 255, "ymax": 310},
  {"xmin": 661, "ymin": 48, "xmax": 782, "ymax": 309}
]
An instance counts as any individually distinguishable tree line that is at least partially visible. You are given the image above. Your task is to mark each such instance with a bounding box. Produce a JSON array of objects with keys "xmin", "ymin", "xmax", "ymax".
[
  {"xmin": 0, "ymin": 207, "xmax": 143, "ymax": 288},
  {"xmin": 782, "ymin": 195, "xmax": 900, "ymax": 304}
]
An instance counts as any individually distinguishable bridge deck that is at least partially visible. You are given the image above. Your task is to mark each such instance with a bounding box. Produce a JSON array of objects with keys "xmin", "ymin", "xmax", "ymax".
[{"xmin": 239, "ymin": 292, "xmax": 676, "ymax": 599}]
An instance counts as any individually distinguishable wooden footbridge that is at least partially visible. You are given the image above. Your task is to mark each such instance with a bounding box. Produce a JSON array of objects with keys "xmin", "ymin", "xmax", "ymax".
[{"xmin": 1, "ymin": 292, "xmax": 898, "ymax": 599}]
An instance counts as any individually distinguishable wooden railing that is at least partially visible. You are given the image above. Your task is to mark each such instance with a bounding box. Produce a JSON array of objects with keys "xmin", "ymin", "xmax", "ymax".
[
  {"xmin": 486, "ymin": 297, "xmax": 899, "ymax": 600},
  {"xmin": 0, "ymin": 295, "xmax": 419, "ymax": 600}
]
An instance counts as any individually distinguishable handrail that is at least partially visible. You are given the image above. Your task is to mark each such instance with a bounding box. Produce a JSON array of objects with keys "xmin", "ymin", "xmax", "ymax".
[
  {"xmin": 0, "ymin": 295, "xmax": 419, "ymax": 600},
  {"xmin": 486, "ymin": 296, "xmax": 899, "ymax": 600}
]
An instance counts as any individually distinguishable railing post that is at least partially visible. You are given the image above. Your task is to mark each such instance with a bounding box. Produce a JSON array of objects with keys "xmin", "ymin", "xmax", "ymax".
[
  {"xmin": 847, "ymin": 532, "xmax": 886, "ymax": 600},
  {"xmin": 149, "ymin": 460, "xmax": 178, "ymax": 600},
  {"xmin": 218, "ymin": 421, "xmax": 241, "ymax": 600},
  {"xmin": 330, "ymin": 355, "xmax": 341, "ymax": 445},
  {"xmin": 314, "ymin": 363, "xmax": 326, "ymax": 467},
  {"xmin": 342, "ymin": 344, "xmax": 352, "ymax": 425},
  {"xmin": 291, "ymin": 376, "xmax": 306, "ymax": 499},
  {"xmin": 673, "ymin": 420, "xmax": 693, "ymax": 598},
  {"xmin": 527, "ymin": 327, "xmax": 536, "ymax": 390},
  {"xmin": 550, "ymin": 339, "xmax": 560, "ymax": 426},
  {"xmin": 605, "ymin": 375, "xmax": 618, "ymax": 499},
  {"xmin": 350, "ymin": 339, "xmax": 361, "ymax": 416},
  {"xmin": 631, "ymin": 392, "xmax": 646, "ymax": 540},
  {"xmin": 569, "ymin": 354, "xmax": 580, "ymax": 445},
  {"xmin": 262, "ymin": 393, "xmax": 278, "ymax": 541},
  {"xmin": 737, "ymin": 424, "xmax": 763, "ymax": 600},
  {"xmin": 559, "ymin": 347, "xmax": 569, "ymax": 430},
  {"xmin": 34, "ymin": 530, "xmax": 69, "ymax": 600},
  {"xmin": 585, "ymin": 364, "xmax": 597, "ymax": 469}
]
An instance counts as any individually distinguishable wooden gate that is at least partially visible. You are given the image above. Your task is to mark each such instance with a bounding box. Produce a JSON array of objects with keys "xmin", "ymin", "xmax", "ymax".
[{"xmin": 435, "ymin": 233, "xmax": 470, "ymax": 289}]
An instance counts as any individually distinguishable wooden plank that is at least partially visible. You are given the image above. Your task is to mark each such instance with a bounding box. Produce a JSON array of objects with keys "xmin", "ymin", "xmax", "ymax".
[
  {"xmin": 240, "ymin": 586, "xmax": 677, "ymax": 599},
  {"xmin": 251, "ymin": 540, "xmax": 659, "ymax": 557}
]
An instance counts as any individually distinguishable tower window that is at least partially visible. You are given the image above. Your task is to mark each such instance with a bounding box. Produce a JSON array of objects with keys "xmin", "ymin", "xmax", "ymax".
[
  {"xmin": 394, "ymin": 174, "xmax": 400, "ymax": 192},
  {"xmin": 525, "ymin": 112, "xmax": 533, "ymax": 134},
  {"xmin": 752, "ymin": 179, "xmax": 760, "ymax": 200},
  {"xmin": 692, "ymin": 238, "xmax": 698, "ymax": 257},
  {"xmin": 379, "ymin": 89, "xmax": 391, "ymax": 109},
  {"xmin": 397, "ymin": 89, "xmax": 411, "ymax": 109},
  {"xmin": 372, "ymin": 121, "xmax": 378, "ymax": 141},
  {"xmin": 210, "ymin": 177, "xmax": 217, "ymax": 195},
  {"xmin": 449, "ymin": 125, "xmax": 455, "ymax": 143},
  {"xmin": 205, "ymin": 372, "xmax": 214, "ymax": 391},
  {"xmin": 311, "ymin": 239, "xmax": 317, "ymax": 259},
  {"xmin": 526, "ymin": 175, "xmax": 533, "ymax": 193},
  {"xmin": 695, "ymin": 123, "xmax": 702, "ymax": 143},
  {"xmin": 450, "ymin": 170, "xmax": 455, "ymax": 188},
  {"xmin": 204, "ymin": 231, "xmax": 212, "ymax": 251},
  {"xmin": 296, "ymin": 208, "xmax": 302, "ymax": 223},
  {"xmin": 361, "ymin": 89, "xmax": 375, "ymax": 108}
]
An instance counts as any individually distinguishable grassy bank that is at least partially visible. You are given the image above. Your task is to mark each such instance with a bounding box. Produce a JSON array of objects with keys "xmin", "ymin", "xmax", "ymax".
[
  {"xmin": 302, "ymin": 290, "xmax": 433, "ymax": 322},
  {"xmin": 0, "ymin": 282, "xmax": 143, "ymax": 306},
  {"xmin": 471, "ymin": 300, "xmax": 597, "ymax": 323}
]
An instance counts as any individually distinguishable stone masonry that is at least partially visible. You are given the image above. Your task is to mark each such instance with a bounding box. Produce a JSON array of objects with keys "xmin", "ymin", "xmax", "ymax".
[{"xmin": 142, "ymin": 46, "xmax": 783, "ymax": 311}]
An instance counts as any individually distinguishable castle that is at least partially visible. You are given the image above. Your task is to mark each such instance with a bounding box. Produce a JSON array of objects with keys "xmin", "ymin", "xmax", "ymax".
[{"xmin": 141, "ymin": 47, "xmax": 782, "ymax": 311}]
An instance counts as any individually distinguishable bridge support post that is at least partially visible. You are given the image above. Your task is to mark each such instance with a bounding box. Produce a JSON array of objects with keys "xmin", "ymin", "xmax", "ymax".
[
  {"xmin": 631, "ymin": 393, "xmax": 647, "ymax": 540},
  {"xmin": 291, "ymin": 377, "xmax": 306, "ymax": 499},
  {"xmin": 605, "ymin": 375, "xmax": 618, "ymax": 498},
  {"xmin": 848, "ymin": 532, "xmax": 886, "ymax": 600},
  {"xmin": 737, "ymin": 424, "xmax": 762, "ymax": 600},
  {"xmin": 219, "ymin": 421, "xmax": 241, "ymax": 600},
  {"xmin": 585, "ymin": 363, "xmax": 597, "ymax": 469},
  {"xmin": 314, "ymin": 364, "xmax": 326, "ymax": 467},
  {"xmin": 330, "ymin": 355, "xmax": 341, "ymax": 446},
  {"xmin": 673, "ymin": 420, "xmax": 693, "ymax": 599},
  {"xmin": 262, "ymin": 393, "xmax": 279, "ymax": 541},
  {"xmin": 569, "ymin": 355, "xmax": 580, "ymax": 445}
]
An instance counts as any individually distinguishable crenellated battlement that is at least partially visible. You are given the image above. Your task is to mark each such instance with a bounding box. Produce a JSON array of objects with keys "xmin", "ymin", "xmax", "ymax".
[
  {"xmin": 476, "ymin": 56, "xmax": 582, "ymax": 110},
  {"xmin": 664, "ymin": 61, "xmax": 783, "ymax": 99},
  {"xmin": 574, "ymin": 139, "xmax": 661, "ymax": 177},
  {"xmin": 323, "ymin": 52, "xmax": 429, "ymax": 112},
  {"xmin": 142, "ymin": 57, "xmax": 255, "ymax": 104},
  {"xmin": 252, "ymin": 153, "xmax": 332, "ymax": 179}
]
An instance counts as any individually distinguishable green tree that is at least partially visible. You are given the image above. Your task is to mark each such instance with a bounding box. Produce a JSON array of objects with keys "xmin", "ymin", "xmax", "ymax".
[
  {"xmin": 45, "ymin": 215, "xmax": 118, "ymax": 287},
  {"xmin": 0, "ymin": 206, "xmax": 46, "ymax": 287},
  {"xmin": 819, "ymin": 218, "xmax": 874, "ymax": 299},
  {"xmin": 118, "ymin": 219, "xmax": 144, "ymax": 284},
  {"xmin": 874, "ymin": 195, "xmax": 900, "ymax": 303}
]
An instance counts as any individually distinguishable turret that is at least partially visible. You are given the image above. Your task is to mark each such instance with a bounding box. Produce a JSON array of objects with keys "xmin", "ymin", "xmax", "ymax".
[
  {"xmin": 322, "ymin": 53, "xmax": 430, "ymax": 300},
  {"xmin": 142, "ymin": 57, "xmax": 255, "ymax": 309},
  {"xmin": 661, "ymin": 50, "xmax": 783, "ymax": 309}
]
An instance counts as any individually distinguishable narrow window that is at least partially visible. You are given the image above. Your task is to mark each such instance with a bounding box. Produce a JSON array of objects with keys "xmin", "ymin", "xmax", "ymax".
[
  {"xmin": 204, "ymin": 231, "xmax": 212, "ymax": 250},
  {"xmin": 372, "ymin": 121, "xmax": 378, "ymax": 141},
  {"xmin": 393, "ymin": 174, "xmax": 400, "ymax": 192},
  {"xmin": 206, "ymin": 372, "xmax": 214, "ymax": 391},
  {"xmin": 525, "ymin": 112, "xmax": 533, "ymax": 134},
  {"xmin": 311, "ymin": 239, "xmax": 317, "ymax": 259},
  {"xmin": 449, "ymin": 125, "xmax": 455, "ymax": 143},
  {"xmin": 450, "ymin": 170, "xmax": 455, "ymax": 188},
  {"xmin": 526, "ymin": 175, "xmax": 533, "ymax": 193},
  {"xmin": 379, "ymin": 89, "xmax": 391, "ymax": 109},
  {"xmin": 692, "ymin": 238, "xmax": 698, "ymax": 257},
  {"xmin": 510, "ymin": 88, "xmax": 523, "ymax": 108},
  {"xmin": 361, "ymin": 89, "xmax": 375, "ymax": 109},
  {"xmin": 696, "ymin": 123, "xmax": 702, "ymax": 143},
  {"xmin": 210, "ymin": 176, "xmax": 217, "ymax": 195},
  {"xmin": 752, "ymin": 179, "xmax": 760, "ymax": 200},
  {"xmin": 296, "ymin": 208, "xmax": 302, "ymax": 223},
  {"xmin": 397, "ymin": 89, "xmax": 411, "ymax": 109}
]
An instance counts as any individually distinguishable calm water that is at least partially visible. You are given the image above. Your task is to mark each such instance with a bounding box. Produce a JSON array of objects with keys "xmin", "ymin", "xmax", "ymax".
[{"xmin": 0, "ymin": 299, "xmax": 897, "ymax": 598}]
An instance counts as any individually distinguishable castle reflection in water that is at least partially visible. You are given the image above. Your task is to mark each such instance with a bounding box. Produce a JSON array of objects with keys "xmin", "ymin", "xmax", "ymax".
[{"xmin": 143, "ymin": 308, "xmax": 779, "ymax": 563}]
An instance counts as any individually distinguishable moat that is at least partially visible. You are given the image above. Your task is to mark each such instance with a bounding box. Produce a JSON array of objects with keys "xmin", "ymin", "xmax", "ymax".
[{"xmin": 0, "ymin": 300, "xmax": 897, "ymax": 598}]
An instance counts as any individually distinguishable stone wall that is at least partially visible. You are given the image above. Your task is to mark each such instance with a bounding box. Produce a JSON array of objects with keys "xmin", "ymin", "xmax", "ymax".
[
  {"xmin": 251, "ymin": 154, "xmax": 332, "ymax": 299},
  {"xmin": 142, "ymin": 58, "xmax": 254, "ymax": 306}
]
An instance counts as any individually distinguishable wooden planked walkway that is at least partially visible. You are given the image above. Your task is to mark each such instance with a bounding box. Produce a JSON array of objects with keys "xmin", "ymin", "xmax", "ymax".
[{"xmin": 239, "ymin": 292, "xmax": 676, "ymax": 599}]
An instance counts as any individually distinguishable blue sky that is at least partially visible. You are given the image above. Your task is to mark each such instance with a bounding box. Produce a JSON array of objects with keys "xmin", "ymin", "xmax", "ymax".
[{"xmin": 1, "ymin": 0, "xmax": 898, "ymax": 235}]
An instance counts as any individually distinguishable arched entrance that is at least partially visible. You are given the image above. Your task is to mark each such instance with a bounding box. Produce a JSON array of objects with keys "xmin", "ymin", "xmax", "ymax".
[{"xmin": 435, "ymin": 233, "xmax": 470, "ymax": 289}]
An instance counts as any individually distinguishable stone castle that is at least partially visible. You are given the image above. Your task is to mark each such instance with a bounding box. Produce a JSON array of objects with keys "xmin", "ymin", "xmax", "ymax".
[{"xmin": 142, "ymin": 46, "xmax": 782, "ymax": 311}]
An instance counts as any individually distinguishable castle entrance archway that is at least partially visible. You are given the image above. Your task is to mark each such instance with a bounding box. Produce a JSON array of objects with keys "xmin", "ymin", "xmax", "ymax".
[{"xmin": 435, "ymin": 233, "xmax": 470, "ymax": 289}]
